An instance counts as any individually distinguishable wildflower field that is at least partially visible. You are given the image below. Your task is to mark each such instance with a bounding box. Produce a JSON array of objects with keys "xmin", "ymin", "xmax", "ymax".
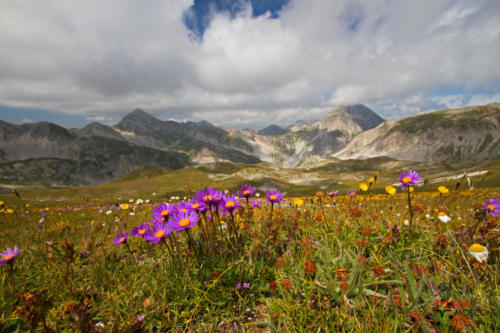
[{"xmin": 1, "ymin": 171, "xmax": 500, "ymax": 332}]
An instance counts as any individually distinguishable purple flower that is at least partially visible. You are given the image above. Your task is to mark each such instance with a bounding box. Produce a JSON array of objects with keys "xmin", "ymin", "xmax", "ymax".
[
  {"xmin": 327, "ymin": 190, "xmax": 339, "ymax": 197},
  {"xmin": 236, "ymin": 283, "xmax": 242, "ymax": 290},
  {"xmin": 136, "ymin": 315, "xmax": 145, "ymax": 322},
  {"xmin": 151, "ymin": 203, "xmax": 173, "ymax": 223},
  {"xmin": 144, "ymin": 222, "xmax": 171, "ymax": 243},
  {"xmin": 169, "ymin": 210, "xmax": 199, "ymax": 232},
  {"xmin": 347, "ymin": 190, "xmax": 357, "ymax": 198},
  {"xmin": 399, "ymin": 170, "xmax": 422, "ymax": 190},
  {"xmin": 196, "ymin": 188, "xmax": 222, "ymax": 207},
  {"xmin": 265, "ymin": 190, "xmax": 284, "ymax": 204},
  {"xmin": 237, "ymin": 184, "xmax": 256, "ymax": 198},
  {"xmin": 244, "ymin": 283, "xmax": 250, "ymax": 289},
  {"xmin": 221, "ymin": 194, "xmax": 241, "ymax": 215},
  {"xmin": 176, "ymin": 201, "xmax": 192, "ymax": 214},
  {"xmin": 131, "ymin": 223, "xmax": 149, "ymax": 237},
  {"xmin": 251, "ymin": 199, "xmax": 261, "ymax": 208},
  {"xmin": 113, "ymin": 232, "xmax": 128, "ymax": 245},
  {"xmin": 0, "ymin": 245, "xmax": 23, "ymax": 264},
  {"xmin": 189, "ymin": 200, "xmax": 209, "ymax": 213},
  {"xmin": 483, "ymin": 198, "xmax": 500, "ymax": 217}
]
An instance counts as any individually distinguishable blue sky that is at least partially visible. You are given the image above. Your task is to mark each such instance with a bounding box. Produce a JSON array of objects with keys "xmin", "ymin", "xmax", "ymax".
[{"xmin": 0, "ymin": 0, "xmax": 499, "ymax": 129}]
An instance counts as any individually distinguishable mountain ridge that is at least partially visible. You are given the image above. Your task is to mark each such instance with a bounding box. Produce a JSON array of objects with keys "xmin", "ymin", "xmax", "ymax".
[{"xmin": 1, "ymin": 103, "xmax": 499, "ymax": 186}]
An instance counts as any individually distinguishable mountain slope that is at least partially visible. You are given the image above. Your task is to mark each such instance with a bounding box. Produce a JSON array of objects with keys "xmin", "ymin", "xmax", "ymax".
[
  {"xmin": 229, "ymin": 104, "xmax": 385, "ymax": 167},
  {"xmin": 335, "ymin": 103, "xmax": 500, "ymax": 162},
  {"xmin": 114, "ymin": 109, "xmax": 260, "ymax": 164}
]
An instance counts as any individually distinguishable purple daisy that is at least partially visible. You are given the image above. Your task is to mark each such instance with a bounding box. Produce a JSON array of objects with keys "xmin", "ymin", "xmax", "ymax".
[
  {"xmin": 113, "ymin": 232, "xmax": 128, "ymax": 245},
  {"xmin": 131, "ymin": 223, "xmax": 149, "ymax": 237},
  {"xmin": 237, "ymin": 184, "xmax": 256, "ymax": 198},
  {"xmin": 176, "ymin": 201, "xmax": 192, "ymax": 214},
  {"xmin": 143, "ymin": 222, "xmax": 171, "ymax": 243},
  {"xmin": 0, "ymin": 245, "xmax": 23, "ymax": 265},
  {"xmin": 400, "ymin": 170, "xmax": 422, "ymax": 190},
  {"xmin": 151, "ymin": 203, "xmax": 174, "ymax": 223},
  {"xmin": 327, "ymin": 190, "xmax": 339, "ymax": 198},
  {"xmin": 347, "ymin": 190, "xmax": 357, "ymax": 198},
  {"xmin": 266, "ymin": 190, "xmax": 284, "ymax": 204},
  {"xmin": 170, "ymin": 210, "xmax": 199, "ymax": 232},
  {"xmin": 251, "ymin": 199, "xmax": 261, "ymax": 208},
  {"xmin": 196, "ymin": 188, "xmax": 221, "ymax": 207},
  {"xmin": 190, "ymin": 200, "xmax": 209, "ymax": 213},
  {"xmin": 221, "ymin": 194, "xmax": 241, "ymax": 215},
  {"xmin": 483, "ymin": 198, "xmax": 500, "ymax": 217}
]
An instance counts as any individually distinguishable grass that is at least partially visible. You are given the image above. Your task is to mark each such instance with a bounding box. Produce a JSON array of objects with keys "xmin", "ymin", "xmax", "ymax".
[{"xmin": 1, "ymin": 174, "xmax": 500, "ymax": 332}]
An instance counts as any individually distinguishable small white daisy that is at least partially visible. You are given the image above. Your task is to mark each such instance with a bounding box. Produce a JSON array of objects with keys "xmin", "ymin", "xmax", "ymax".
[{"xmin": 469, "ymin": 244, "xmax": 488, "ymax": 263}]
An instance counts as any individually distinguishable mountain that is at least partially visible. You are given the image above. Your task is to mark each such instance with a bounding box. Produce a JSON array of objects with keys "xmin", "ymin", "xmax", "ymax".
[
  {"xmin": 0, "ymin": 119, "xmax": 190, "ymax": 185},
  {"xmin": 335, "ymin": 103, "xmax": 500, "ymax": 162},
  {"xmin": 258, "ymin": 125, "xmax": 289, "ymax": 136},
  {"xmin": 228, "ymin": 104, "xmax": 385, "ymax": 167},
  {"xmin": 1, "ymin": 103, "xmax": 499, "ymax": 186},
  {"xmin": 287, "ymin": 119, "xmax": 315, "ymax": 132}
]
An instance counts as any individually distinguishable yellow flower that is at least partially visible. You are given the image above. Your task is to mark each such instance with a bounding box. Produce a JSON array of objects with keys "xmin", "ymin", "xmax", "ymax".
[
  {"xmin": 359, "ymin": 183, "xmax": 368, "ymax": 192},
  {"xmin": 385, "ymin": 186, "xmax": 396, "ymax": 195},
  {"xmin": 438, "ymin": 186, "xmax": 449, "ymax": 194},
  {"xmin": 293, "ymin": 198, "xmax": 304, "ymax": 207},
  {"xmin": 315, "ymin": 191, "xmax": 324, "ymax": 197},
  {"xmin": 0, "ymin": 201, "xmax": 3, "ymax": 206},
  {"xmin": 6, "ymin": 209, "xmax": 14, "ymax": 214},
  {"xmin": 120, "ymin": 203, "xmax": 129, "ymax": 210},
  {"xmin": 408, "ymin": 186, "xmax": 414, "ymax": 193},
  {"xmin": 369, "ymin": 177, "xmax": 375, "ymax": 184}
]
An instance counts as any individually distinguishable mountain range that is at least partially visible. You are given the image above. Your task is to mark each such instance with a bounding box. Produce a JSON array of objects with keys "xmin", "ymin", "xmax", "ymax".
[{"xmin": 1, "ymin": 102, "xmax": 499, "ymax": 186}]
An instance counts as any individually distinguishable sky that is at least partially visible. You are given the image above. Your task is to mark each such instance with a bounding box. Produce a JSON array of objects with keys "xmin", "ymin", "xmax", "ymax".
[{"xmin": 0, "ymin": 0, "xmax": 499, "ymax": 129}]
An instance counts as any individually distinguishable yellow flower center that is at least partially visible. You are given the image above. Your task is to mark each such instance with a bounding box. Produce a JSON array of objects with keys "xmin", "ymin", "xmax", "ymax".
[
  {"xmin": 438, "ymin": 212, "xmax": 446, "ymax": 216},
  {"xmin": 243, "ymin": 190, "xmax": 250, "ymax": 195},
  {"xmin": 155, "ymin": 230, "xmax": 165, "ymax": 238},
  {"xmin": 486, "ymin": 204, "xmax": 495, "ymax": 211},
  {"xmin": 270, "ymin": 195, "xmax": 277, "ymax": 200},
  {"xmin": 2, "ymin": 253, "xmax": 13, "ymax": 261},
  {"xmin": 179, "ymin": 218, "xmax": 190, "ymax": 227},
  {"xmin": 119, "ymin": 237, "xmax": 125, "ymax": 243},
  {"xmin": 192, "ymin": 203, "xmax": 200, "ymax": 209},
  {"xmin": 402, "ymin": 177, "xmax": 412, "ymax": 184},
  {"xmin": 139, "ymin": 229, "xmax": 146, "ymax": 235},
  {"xmin": 121, "ymin": 204, "xmax": 129, "ymax": 210},
  {"xmin": 161, "ymin": 210, "xmax": 169, "ymax": 216},
  {"xmin": 226, "ymin": 201, "xmax": 235, "ymax": 208},
  {"xmin": 204, "ymin": 195, "xmax": 212, "ymax": 201},
  {"xmin": 180, "ymin": 208, "xmax": 187, "ymax": 213},
  {"xmin": 470, "ymin": 244, "xmax": 485, "ymax": 253}
]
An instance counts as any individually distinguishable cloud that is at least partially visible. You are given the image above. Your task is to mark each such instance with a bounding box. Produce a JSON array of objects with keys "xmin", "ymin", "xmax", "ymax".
[{"xmin": 0, "ymin": 0, "xmax": 499, "ymax": 128}]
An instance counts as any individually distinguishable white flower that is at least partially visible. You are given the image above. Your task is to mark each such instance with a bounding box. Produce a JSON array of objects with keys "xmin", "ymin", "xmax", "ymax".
[
  {"xmin": 106, "ymin": 210, "xmax": 112, "ymax": 215},
  {"xmin": 403, "ymin": 220, "xmax": 409, "ymax": 226},
  {"xmin": 136, "ymin": 199, "xmax": 144, "ymax": 204},
  {"xmin": 438, "ymin": 214, "xmax": 451, "ymax": 223},
  {"xmin": 95, "ymin": 322, "xmax": 105, "ymax": 329},
  {"xmin": 152, "ymin": 192, "xmax": 157, "ymax": 196},
  {"xmin": 145, "ymin": 199, "xmax": 150, "ymax": 203},
  {"xmin": 256, "ymin": 193, "xmax": 260, "ymax": 197},
  {"xmin": 129, "ymin": 212, "xmax": 135, "ymax": 216},
  {"xmin": 469, "ymin": 244, "xmax": 488, "ymax": 263},
  {"xmin": 129, "ymin": 199, "xmax": 134, "ymax": 203}
]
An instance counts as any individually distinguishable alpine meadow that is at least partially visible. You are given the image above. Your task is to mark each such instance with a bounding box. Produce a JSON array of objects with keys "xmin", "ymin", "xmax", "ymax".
[{"xmin": 1, "ymin": 0, "xmax": 500, "ymax": 332}]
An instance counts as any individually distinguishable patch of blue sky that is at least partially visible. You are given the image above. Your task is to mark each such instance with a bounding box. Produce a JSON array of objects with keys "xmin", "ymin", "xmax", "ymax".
[
  {"xmin": 0, "ymin": 106, "xmax": 87, "ymax": 128},
  {"xmin": 183, "ymin": 0, "xmax": 289, "ymax": 37}
]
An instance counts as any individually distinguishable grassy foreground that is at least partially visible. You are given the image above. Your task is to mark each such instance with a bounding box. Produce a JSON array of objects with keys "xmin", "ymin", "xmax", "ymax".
[{"xmin": 0, "ymin": 182, "xmax": 499, "ymax": 332}]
